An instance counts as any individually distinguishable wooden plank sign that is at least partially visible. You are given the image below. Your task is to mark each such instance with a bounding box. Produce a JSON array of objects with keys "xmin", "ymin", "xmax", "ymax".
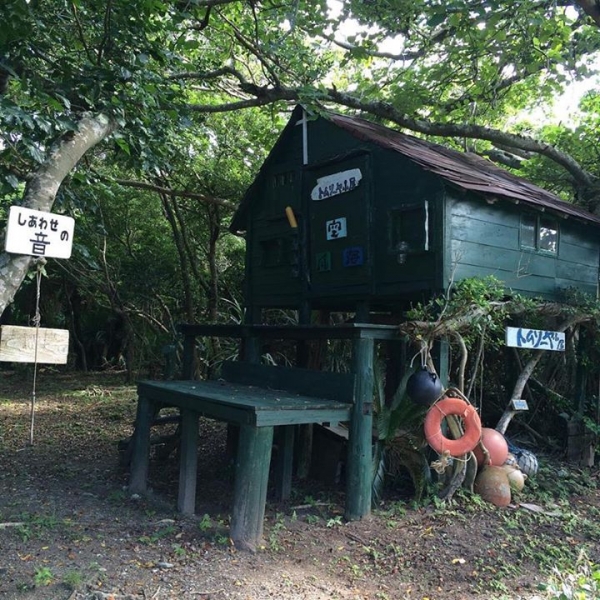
[
  {"xmin": 0, "ymin": 325, "xmax": 69, "ymax": 364},
  {"xmin": 505, "ymin": 326, "xmax": 565, "ymax": 352}
]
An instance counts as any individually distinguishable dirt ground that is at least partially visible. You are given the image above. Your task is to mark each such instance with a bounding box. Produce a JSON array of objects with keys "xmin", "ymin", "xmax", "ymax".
[{"xmin": 0, "ymin": 370, "xmax": 599, "ymax": 600}]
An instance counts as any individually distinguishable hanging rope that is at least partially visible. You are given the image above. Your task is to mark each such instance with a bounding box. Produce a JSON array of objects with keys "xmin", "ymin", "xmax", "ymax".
[{"xmin": 28, "ymin": 260, "xmax": 45, "ymax": 446}]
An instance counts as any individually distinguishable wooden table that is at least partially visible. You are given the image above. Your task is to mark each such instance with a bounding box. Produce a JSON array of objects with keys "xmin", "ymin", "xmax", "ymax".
[{"xmin": 129, "ymin": 323, "xmax": 399, "ymax": 550}]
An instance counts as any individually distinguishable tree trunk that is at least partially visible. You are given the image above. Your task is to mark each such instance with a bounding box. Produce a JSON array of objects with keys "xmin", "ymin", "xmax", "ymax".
[{"xmin": 0, "ymin": 113, "xmax": 118, "ymax": 317}]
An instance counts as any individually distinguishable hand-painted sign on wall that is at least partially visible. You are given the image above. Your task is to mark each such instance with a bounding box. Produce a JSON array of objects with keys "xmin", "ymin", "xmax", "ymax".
[
  {"xmin": 342, "ymin": 246, "xmax": 364, "ymax": 267},
  {"xmin": 311, "ymin": 169, "xmax": 362, "ymax": 201},
  {"xmin": 316, "ymin": 252, "xmax": 331, "ymax": 272},
  {"xmin": 326, "ymin": 217, "xmax": 347, "ymax": 240},
  {"xmin": 5, "ymin": 206, "xmax": 75, "ymax": 259},
  {"xmin": 505, "ymin": 326, "xmax": 565, "ymax": 351}
]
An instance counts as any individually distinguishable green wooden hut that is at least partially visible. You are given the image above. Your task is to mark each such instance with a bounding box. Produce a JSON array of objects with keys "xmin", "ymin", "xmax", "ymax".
[{"xmin": 230, "ymin": 106, "xmax": 600, "ymax": 316}]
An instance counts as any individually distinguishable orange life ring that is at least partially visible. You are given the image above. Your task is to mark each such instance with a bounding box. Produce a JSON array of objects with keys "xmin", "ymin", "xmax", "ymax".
[{"xmin": 424, "ymin": 397, "xmax": 482, "ymax": 457}]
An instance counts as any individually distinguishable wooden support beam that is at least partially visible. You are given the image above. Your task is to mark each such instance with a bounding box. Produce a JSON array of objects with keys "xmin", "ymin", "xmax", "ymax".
[
  {"xmin": 177, "ymin": 409, "xmax": 199, "ymax": 515},
  {"xmin": 345, "ymin": 336, "xmax": 374, "ymax": 521},
  {"xmin": 129, "ymin": 397, "xmax": 153, "ymax": 494},
  {"xmin": 230, "ymin": 425, "xmax": 274, "ymax": 551},
  {"xmin": 274, "ymin": 425, "xmax": 295, "ymax": 501}
]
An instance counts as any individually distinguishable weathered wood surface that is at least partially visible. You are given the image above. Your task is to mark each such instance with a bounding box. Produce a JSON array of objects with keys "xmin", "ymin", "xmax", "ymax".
[
  {"xmin": 0, "ymin": 325, "xmax": 69, "ymax": 364},
  {"xmin": 179, "ymin": 322, "xmax": 399, "ymax": 342},
  {"xmin": 345, "ymin": 336, "xmax": 374, "ymax": 521},
  {"xmin": 221, "ymin": 360, "xmax": 355, "ymax": 403},
  {"xmin": 230, "ymin": 424, "xmax": 274, "ymax": 551},
  {"xmin": 136, "ymin": 378, "xmax": 353, "ymax": 427}
]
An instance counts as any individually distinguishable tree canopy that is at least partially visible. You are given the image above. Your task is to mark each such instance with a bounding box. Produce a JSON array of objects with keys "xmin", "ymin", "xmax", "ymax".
[{"xmin": 1, "ymin": 0, "xmax": 600, "ymax": 331}]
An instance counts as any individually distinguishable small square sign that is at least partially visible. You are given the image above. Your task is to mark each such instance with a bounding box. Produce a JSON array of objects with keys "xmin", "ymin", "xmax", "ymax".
[
  {"xmin": 5, "ymin": 206, "xmax": 75, "ymax": 259},
  {"xmin": 316, "ymin": 252, "xmax": 332, "ymax": 272},
  {"xmin": 342, "ymin": 246, "xmax": 364, "ymax": 267},
  {"xmin": 325, "ymin": 217, "xmax": 347, "ymax": 240},
  {"xmin": 511, "ymin": 399, "xmax": 529, "ymax": 411}
]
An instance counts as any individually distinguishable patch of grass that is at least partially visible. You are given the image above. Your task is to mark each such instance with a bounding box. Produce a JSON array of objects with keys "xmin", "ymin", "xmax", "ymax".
[
  {"xmin": 138, "ymin": 525, "xmax": 176, "ymax": 545},
  {"xmin": 33, "ymin": 566, "xmax": 54, "ymax": 587},
  {"xmin": 197, "ymin": 513, "xmax": 212, "ymax": 531},
  {"xmin": 63, "ymin": 570, "xmax": 84, "ymax": 590}
]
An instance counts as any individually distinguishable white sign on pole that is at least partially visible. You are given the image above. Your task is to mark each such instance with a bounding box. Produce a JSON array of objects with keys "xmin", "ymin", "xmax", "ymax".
[
  {"xmin": 5, "ymin": 206, "xmax": 75, "ymax": 259},
  {"xmin": 505, "ymin": 326, "xmax": 565, "ymax": 351}
]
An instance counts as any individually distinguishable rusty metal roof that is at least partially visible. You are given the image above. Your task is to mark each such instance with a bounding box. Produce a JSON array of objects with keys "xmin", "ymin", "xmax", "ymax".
[{"xmin": 328, "ymin": 111, "xmax": 600, "ymax": 226}]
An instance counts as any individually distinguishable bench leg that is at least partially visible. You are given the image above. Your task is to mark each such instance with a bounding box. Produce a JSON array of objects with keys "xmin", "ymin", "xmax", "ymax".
[
  {"xmin": 274, "ymin": 425, "xmax": 295, "ymax": 501},
  {"xmin": 129, "ymin": 396, "xmax": 153, "ymax": 494},
  {"xmin": 230, "ymin": 425, "xmax": 274, "ymax": 551},
  {"xmin": 177, "ymin": 408, "xmax": 199, "ymax": 515}
]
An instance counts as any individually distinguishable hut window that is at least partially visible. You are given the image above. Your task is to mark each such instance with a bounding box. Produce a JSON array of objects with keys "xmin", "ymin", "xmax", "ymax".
[
  {"xmin": 260, "ymin": 237, "xmax": 287, "ymax": 267},
  {"xmin": 520, "ymin": 214, "xmax": 558, "ymax": 254},
  {"xmin": 389, "ymin": 203, "xmax": 429, "ymax": 257},
  {"xmin": 539, "ymin": 217, "xmax": 558, "ymax": 253},
  {"xmin": 520, "ymin": 215, "xmax": 537, "ymax": 249}
]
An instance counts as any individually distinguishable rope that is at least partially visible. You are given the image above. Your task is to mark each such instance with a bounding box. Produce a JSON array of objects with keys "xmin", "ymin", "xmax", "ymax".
[{"xmin": 28, "ymin": 261, "xmax": 44, "ymax": 446}]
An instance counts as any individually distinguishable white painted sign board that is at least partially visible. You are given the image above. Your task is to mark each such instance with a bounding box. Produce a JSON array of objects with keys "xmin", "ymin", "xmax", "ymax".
[
  {"xmin": 311, "ymin": 169, "xmax": 362, "ymax": 201},
  {"xmin": 505, "ymin": 326, "xmax": 565, "ymax": 351},
  {"xmin": 5, "ymin": 206, "xmax": 75, "ymax": 259},
  {"xmin": 0, "ymin": 325, "xmax": 69, "ymax": 364}
]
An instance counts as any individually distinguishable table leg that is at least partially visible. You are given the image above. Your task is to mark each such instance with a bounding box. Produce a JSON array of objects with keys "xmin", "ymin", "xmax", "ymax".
[
  {"xmin": 274, "ymin": 425, "xmax": 295, "ymax": 501},
  {"xmin": 177, "ymin": 408, "xmax": 199, "ymax": 515},
  {"xmin": 230, "ymin": 425, "xmax": 274, "ymax": 551},
  {"xmin": 129, "ymin": 395, "xmax": 153, "ymax": 494}
]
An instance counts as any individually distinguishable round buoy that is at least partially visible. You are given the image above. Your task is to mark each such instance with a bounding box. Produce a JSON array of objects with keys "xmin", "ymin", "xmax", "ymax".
[
  {"xmin": 502, "ymin": 465, "xmax": 527, "ymax": 492},
  {"xmin": 406, "ymin": 367, "xmax": 443, "ymax": 406},
  {"xmin": 423, "ymin": 396, "xmax": 482, "ymax": 457},
  {"xmin": 474, "ymin": 466, "xmax": 511, "ymax": 507},
  {"xmin": 474, "ymin": 428, "xmax": 509, "ymax": 467},
  {"xmin": 516, "ymin": 449, "xmax": 539, "ymax": 477}
]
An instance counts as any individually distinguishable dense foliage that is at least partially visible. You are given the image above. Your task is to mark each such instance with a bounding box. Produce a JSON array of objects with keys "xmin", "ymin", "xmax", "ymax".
[{"xmin": 1, "ymin": 0, "xmax": 600, "ymax": 379}]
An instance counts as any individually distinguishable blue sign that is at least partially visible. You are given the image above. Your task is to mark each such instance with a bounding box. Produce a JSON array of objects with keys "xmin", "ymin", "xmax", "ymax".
[{"xmin": 342, "ymin": 246, "xmax": 364, "ymax": 267}]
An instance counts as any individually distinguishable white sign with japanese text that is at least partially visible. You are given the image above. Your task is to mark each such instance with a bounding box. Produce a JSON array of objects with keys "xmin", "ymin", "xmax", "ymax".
[
  {"xmin": 5, "ymin": 206, "xmax": 75, "ymax": 259},
  {"xmin": 505, "ymin": 326, "xmax": 565, "ymax": 351},
  {"xmin": 311, "ymin": 168, "xmax": 362, "ymax": 201}
]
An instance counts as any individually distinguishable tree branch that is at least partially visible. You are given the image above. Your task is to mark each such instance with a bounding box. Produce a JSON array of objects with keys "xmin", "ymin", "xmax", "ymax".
[
  {"xmin": 325, "ymin": 88, "xmax": 597, "ymax": 189},
  {"xmin": 106, "ymin": 177, "xmax": 235, "ymax": 208}
]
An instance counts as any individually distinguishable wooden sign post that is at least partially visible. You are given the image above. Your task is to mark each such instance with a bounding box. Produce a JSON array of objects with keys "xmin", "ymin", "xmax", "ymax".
[
  {"xmin": 3, "ymin": 205, "xmax": 75, "ymax": 444},
  {"xmin": 504, "ymin": 326, "xmax": 566, "ymax": 415}
]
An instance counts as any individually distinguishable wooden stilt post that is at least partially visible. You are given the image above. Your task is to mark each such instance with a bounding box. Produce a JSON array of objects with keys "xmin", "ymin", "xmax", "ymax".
[
  {"xmin": 230, "ymin": 424, "xmax": 274, "ymax": 551},
  {"xmin": 295, "ymin": 302, "xmax": 312, "ymax": 479},
  {"xmin": 177, "ymin": 408, "xmax": 199, "ymax": 515},
  {"xmin": 274, "ymin": 425, "xmax": 295, "ymax": 501},
  {"xmin": 345, "ymin": 333, "xmax": 374, "ymax": 521}
]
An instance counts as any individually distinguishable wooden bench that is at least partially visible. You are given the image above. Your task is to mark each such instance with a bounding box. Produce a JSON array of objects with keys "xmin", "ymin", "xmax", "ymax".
[{"xmin": 128, "ymin": 323, "xmax": 399, "ymax": 551}]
